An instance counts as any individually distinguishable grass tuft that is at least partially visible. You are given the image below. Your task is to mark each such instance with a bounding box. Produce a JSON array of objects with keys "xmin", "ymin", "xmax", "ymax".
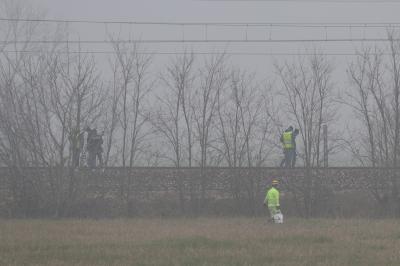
[{"xmin": 145, "ymin": 236, "xmax": 237, "ymax": 249}]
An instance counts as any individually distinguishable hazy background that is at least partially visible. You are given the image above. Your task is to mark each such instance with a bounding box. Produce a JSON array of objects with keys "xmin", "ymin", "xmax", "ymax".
[
  {"xmin": 3, "ymin": 0, "xmax": 400, "ymax": 166},
  {"xmin": 31, "ymin": 0, "xmax": 400, "ymax": 67}
]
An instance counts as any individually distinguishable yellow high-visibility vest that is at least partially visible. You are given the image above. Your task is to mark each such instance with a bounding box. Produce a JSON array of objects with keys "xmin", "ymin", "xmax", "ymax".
[
  {"xmin": 282, "ymin": 131, "xmax": 293, "ymax": 149},
  {"xmin": 264, "ymin": 187, "xmax": 280, "ymax": 207}
]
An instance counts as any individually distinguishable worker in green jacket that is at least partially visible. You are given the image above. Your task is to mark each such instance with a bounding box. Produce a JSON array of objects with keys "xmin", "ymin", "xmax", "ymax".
[{"xmin": 264, "ymin": 179, "xmax": 280, "ymax": 220}]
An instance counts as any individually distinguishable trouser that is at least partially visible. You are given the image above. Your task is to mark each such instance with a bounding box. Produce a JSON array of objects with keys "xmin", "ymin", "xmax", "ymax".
[
  {"xmin": 87, "ymin": 151, "xmax": 96, "ymax": 168},
  {"xmin": 72, "ymin": 148, "xmax": 80, "ymax": 168},
  {"xmin": 96, "ymin": 152, "xmax": 103, "ymax": 166},
  {"xmin": 280, "ymin": 149, "xmax": 294, "ymax": 168},
  {"xmin": 292, "ymin": 149, "xmax": 297, "ymax": 167},
  {"xmin": 268, "ymin": 206, "xmax": 279, "ymax": 218}
]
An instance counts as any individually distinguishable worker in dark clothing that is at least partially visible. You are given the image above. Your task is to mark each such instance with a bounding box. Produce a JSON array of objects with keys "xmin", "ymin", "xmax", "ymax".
[
  {"xmin": 86, "ymin": 127, "xmax": 103, "ymax": 168},
  {"xmin": 93, "ymin": 131, "xmax": 104, "ymax": 167},
  {"xmin": 70, "ymin": 128, "xmax": 85, "ymax": 168}
]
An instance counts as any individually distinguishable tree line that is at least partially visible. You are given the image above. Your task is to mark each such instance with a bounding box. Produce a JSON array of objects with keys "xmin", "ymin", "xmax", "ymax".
[{"xmin": 1, "ymin": 0, "xmax": 400, "ymax": 171}]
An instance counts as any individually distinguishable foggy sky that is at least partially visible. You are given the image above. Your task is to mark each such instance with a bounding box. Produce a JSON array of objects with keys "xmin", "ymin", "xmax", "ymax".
[
  {"xmin": 34, "ymin": 0, "xmax": 399, "ymax": 24},
  {"xmin": 30, "ymin": 0, "xmax": 400, "ymax": 71}
]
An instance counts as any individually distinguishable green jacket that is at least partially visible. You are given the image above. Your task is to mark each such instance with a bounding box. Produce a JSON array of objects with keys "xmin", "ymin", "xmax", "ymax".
[{"xmin": 264, "ymin": 187, "xmax": 280, "ymax": 207}]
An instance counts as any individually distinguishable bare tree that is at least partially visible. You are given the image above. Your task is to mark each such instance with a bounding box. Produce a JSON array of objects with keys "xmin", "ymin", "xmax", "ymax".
[
  {"xmin": 61, "ymin": 50, "xmax": 104, "ymax": 168},
  {"xmin": 153, "ymin": 52, "xmax": 195, "ymax": 167},
  {"xmin": 180, "ymin": 54, "xmax": 196, "ymax": 167},
  {"xmin": 276, "ymin": 53, "xmax": 335, "ymax": 168},
  {"xmin": 275, "ymin": 52, "xmax": 335, "ymax": 217},
  {"xmin": 191, "ymin": 53, "xmax": 228, "ymax": 207},
  {"xmin": 346, "ymin": 48, "xmax": 382, "ymax": 167},
  {"xmin": 128, "ymin": 51, "xmax": 152, "ymax": 167},
  {"xmin": 193, "ymin": 53, "xmax": 228, "ymax": 168},
  {"xmin": 0, "ymin": 0, "xmax": 43, "ymax": 167},
  {"xmin": 111, "ymin": 40, "xmax": 152, "ymax": 167},
  {"xmin": 0, "ymin": 0, "xmax": 78, "ymax": 216},
  {"xmin": 111, "ymin": 41, "xmax": 135, "ymax": 167},
  {"xmin": 151, "ymin": 52, "xmax": 196, "ymax": 213},
  {"xmin": 102, "ymin": 58, "xmax": 123, "ymax": 166},
  {"xmin": 109, "ymin": 39, "xmax": 153, "ymax": 216},
  {"xmin": 346, "ymin": 31, "xmax": 400, "ymax": 216},
  {"xmin": 215, "ymin": 68, "xmax": 265, "ymax": 167}
]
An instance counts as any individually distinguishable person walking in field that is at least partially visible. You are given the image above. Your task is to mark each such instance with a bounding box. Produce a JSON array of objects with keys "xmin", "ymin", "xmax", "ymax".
[{"xmin": 264, "ymin": 179, "xmax": 282, "ymax": 223}]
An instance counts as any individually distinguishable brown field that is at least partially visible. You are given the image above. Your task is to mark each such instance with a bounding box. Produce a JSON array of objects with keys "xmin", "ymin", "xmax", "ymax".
[{"xmin": 1, "ymin": 218, "xmax": 400, "ymax": 266}]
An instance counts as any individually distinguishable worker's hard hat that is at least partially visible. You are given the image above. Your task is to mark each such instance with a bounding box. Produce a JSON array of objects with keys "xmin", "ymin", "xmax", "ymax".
[{"xmin": 272, "ymin": 179, "xmax": 279, "ymax": 185}]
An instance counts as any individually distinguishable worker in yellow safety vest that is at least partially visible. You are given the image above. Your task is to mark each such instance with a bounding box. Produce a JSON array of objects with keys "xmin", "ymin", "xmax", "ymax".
[
  {"xmin": 280, "ymin": 126, "xmax": 294, "ymax": 168},
  {"xmin": 264, "ymin": 179, "xmax": 280, "ymax": 220}
]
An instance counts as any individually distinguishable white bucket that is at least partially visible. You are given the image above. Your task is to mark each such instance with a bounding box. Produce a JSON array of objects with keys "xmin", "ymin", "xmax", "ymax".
[{"xmin": 273, "ymin": 212, "xmax": 283, "ymax": 224}]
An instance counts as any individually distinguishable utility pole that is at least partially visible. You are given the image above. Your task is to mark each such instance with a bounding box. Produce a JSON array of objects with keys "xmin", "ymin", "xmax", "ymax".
[{"xmin": 323, "ymin": 125, "xmax": 328, "ymax": 168}]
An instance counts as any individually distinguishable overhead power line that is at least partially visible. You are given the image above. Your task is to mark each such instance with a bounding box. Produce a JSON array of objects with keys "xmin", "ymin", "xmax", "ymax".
[
  {"xmin": 1, "ymin": 18, "xmax": 400, "ymax": 28},
  {"xmin": 196, "ymin": 0, "xmax": 400, "ymax": 2},
  {"xmin": 1, "ymin": 38, "xmax": 400, "ymax": 44},
  {"xmin": 1, "ymin": 50, "xmax": 391, "ymax": 57}
]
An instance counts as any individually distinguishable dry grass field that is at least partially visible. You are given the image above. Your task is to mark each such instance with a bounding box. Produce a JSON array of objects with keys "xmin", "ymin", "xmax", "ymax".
[{"xmin": 1, "ymin": 218, "xmax": 400, "ymax": 266}]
